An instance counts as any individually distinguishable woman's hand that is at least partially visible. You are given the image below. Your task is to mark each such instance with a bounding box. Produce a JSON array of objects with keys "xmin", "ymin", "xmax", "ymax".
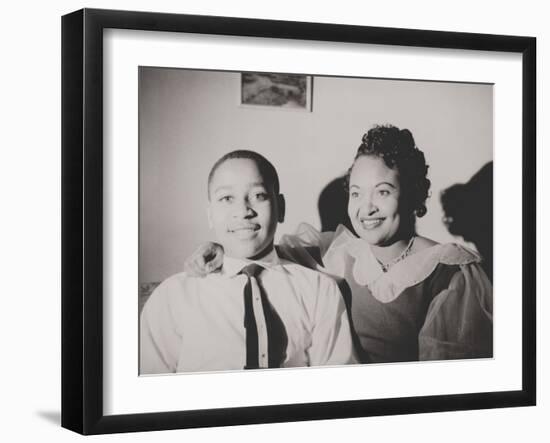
[{"xmin": 184, "ymin": 242, "xmax": 224, "ymax": 277}]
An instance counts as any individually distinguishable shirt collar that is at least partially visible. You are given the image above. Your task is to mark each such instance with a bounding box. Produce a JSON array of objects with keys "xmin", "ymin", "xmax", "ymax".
[{"xmin": 221, "ymin": 248, "xmax": 282, "ymax": 277}]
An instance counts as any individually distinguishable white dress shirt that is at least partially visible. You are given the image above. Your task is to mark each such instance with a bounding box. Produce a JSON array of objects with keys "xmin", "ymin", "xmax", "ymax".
[{"xmin": 140, "ymin": 248, "xmax": 356, "ymax": 374}]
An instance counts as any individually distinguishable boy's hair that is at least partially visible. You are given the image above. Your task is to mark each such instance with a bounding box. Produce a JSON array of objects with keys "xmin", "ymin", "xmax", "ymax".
[{"xmin": 207, "ymin": 150, "xmax": 280, "ymax": 198}]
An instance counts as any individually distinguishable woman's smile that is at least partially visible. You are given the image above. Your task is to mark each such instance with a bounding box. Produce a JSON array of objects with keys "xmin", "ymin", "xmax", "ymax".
[
  {"xmin": 348, "ymin": 156, "xmax": 401, "ymax": 246},
  {"xmin": 359, "ymin": 217, "xmax": 385, "ymax": 230}
]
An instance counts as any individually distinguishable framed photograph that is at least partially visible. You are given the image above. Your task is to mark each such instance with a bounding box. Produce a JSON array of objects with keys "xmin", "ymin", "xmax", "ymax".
[
  {"xmin": 62, "ymin": 8, "xmax": 536, "ymax": 435},
  {"xmin": 240, "ymin": 72, "xmax": 313, "ymax": 111}
]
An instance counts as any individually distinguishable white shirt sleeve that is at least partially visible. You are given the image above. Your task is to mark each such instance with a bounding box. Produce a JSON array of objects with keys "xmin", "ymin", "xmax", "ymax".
[
  {"xmin": 307, "ymin": 274, "xmax": 357, "ymax": 366},
  {"xmin": 140, "ymin": 282, "xmax": 182, "ymax": 374}
]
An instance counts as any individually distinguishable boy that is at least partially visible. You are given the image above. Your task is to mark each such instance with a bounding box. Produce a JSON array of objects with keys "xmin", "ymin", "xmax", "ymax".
[{"xmin": 140, "ymin": 150, "xmax": 355, "ymax": 374}]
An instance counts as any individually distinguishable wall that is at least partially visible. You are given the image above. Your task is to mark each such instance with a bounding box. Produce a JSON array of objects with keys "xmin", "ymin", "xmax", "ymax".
[
  {"xmin": 140, "ymin": 68, "xmax": 492, "ymax": 283},
  {"xmin": 0, "ymin": 1, "xmax": 547, "ymax": 442}
]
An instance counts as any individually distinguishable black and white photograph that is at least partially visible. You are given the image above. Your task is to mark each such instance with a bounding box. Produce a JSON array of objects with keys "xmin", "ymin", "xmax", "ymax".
[{"xmin": 138, "ymin": 67, "xmax": 494, "ymax": 376}]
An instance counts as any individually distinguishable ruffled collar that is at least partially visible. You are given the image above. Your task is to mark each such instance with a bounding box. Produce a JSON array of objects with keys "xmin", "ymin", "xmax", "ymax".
[{"xmin": 324, "ymin": 225, "xmax": 482, "ymax": 303}]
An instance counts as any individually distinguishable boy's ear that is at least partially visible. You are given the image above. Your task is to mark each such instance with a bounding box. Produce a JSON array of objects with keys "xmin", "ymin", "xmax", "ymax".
[{"xmin": 277, "ymin": 194, "xmax": 285, "ymax": 223}]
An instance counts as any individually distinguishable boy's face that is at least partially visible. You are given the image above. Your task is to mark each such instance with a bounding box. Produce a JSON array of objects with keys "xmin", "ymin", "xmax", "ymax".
[{"xmin": 208, "ymin": 158, "xmax": 284, "ymax": 260}]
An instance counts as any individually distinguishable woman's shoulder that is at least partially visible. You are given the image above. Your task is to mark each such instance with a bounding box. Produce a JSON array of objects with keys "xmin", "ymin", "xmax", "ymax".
[
  {"xmin": 438, "ymin": 242, "xmax": 482, "ymax": 266},
  {"xmin": 373, "ymin": 246, "xmax": 484, "ymax": 303},
  {"xmin": 411, "ymin": 236, "xmax": 481, "ymax": 265},
  {"xmin": 412, "ymin": 235, "xmax": 438, "ymax": 251}
]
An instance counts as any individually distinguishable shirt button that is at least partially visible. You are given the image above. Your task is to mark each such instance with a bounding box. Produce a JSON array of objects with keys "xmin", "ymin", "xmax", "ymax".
[{"xmin": 261, "ymin": 354, "xmax": 266, "ymax": 358}]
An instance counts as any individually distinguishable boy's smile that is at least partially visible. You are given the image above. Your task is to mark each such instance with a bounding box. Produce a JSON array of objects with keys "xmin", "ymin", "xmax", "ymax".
[
  {"xmin": 229, "ymin": 223, "xmax": 261, "ymax": 237},
  {"xmin": 208, "ymin": 158, "xmax": 284, "ymax": 259}
]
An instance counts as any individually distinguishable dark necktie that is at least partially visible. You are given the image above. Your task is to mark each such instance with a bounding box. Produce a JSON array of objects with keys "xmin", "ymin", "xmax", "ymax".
[{"xmin": 239, "ymin": 264, "xmax": 287, "ymax": 369}]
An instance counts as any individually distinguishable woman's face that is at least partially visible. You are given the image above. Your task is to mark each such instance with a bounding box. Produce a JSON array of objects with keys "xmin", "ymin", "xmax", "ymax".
[{"xmin": 348, "ymin": 155, "xmax": 402, "ymax": 246}]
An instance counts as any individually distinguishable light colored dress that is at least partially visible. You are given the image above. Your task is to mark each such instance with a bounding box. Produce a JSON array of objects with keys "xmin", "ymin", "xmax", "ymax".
[{"xmin": 279, "ymin": 224, "xmax": 493, "ymax": 363}]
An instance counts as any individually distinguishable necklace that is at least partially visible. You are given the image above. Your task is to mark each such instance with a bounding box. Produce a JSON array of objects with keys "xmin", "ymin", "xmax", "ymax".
[{"xmin": 375, "ymin": 236, "xmax": 416, "ymax": 273}]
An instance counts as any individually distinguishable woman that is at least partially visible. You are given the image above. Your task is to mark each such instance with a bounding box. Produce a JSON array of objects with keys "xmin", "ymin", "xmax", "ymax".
[{"xmin": 187, "ymin": 125, "xmax": 493, "ymax": 363}]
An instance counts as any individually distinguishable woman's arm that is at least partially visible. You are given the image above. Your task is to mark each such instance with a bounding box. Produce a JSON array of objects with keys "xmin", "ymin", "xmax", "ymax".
[
  {"xmin": 184, "ymin": 223, "xmax": 338, "ymax": 275},
  {"xmin": 418, "ymin": 263, "xmax": 493, "ymax": 360},
  {"xmin": 184, "ymin": 242, "xmax": 224, "ymax": 276}
]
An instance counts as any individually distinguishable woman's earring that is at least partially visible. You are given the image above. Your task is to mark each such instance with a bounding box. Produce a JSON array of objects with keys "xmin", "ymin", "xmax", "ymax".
[{"xmin": 415, "ymin": 205, "xmax": 427, "ymax": 218}]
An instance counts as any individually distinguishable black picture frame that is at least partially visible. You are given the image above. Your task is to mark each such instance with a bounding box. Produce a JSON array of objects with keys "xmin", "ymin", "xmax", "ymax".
[{"xmin": 61, "ymin": 8, "xmax": 536, "ymax": 435}]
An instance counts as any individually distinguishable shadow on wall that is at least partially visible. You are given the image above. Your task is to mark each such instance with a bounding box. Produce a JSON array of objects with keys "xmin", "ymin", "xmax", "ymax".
[
  {"xmin": 440, "ymin": 162, "xmax": 493, "ymax": 282},
  {"xmin": 318, "ymin": 176, "xmax": 355, "ymax": 233}
]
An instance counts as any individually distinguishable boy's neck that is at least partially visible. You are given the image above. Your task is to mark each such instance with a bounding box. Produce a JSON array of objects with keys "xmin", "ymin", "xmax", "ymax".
[
  {"xmin": 248, "ymin": 242, "xmax": 276, "ymax": 261},
  {"xmin": 224, "ymin": 242, "xmax": 276, "ymax": 262}
]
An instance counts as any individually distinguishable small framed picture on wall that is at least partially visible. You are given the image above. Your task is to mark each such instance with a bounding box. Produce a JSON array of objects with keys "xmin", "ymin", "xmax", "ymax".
[{"xmin": 240, "ymin": 72, "xmax": 313, "ymax": 111}]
